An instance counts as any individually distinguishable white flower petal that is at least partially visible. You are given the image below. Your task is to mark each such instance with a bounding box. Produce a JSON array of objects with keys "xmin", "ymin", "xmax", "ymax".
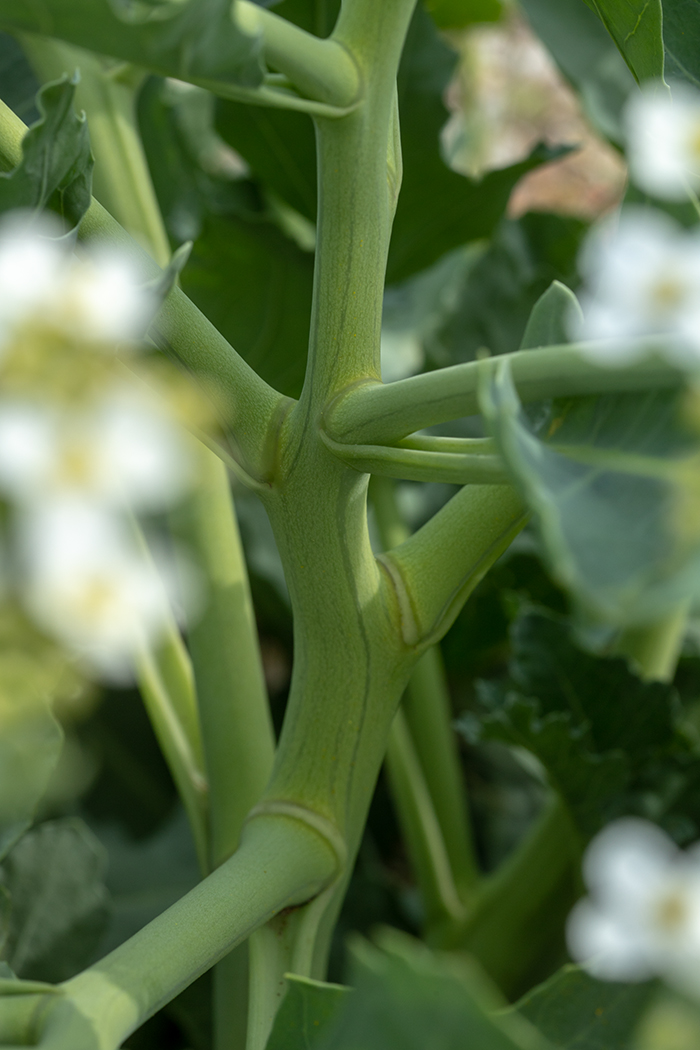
[
  {"xmin": 566, "ymin": 898, "xmax": 656, "ymax": 981},
  {"xmin": 583, "ymin": 818, "xmax": 678, "ymax": 914},
  {"xmin": 625, "ymin": 82, "xmax": 700, "ymax": 201}
]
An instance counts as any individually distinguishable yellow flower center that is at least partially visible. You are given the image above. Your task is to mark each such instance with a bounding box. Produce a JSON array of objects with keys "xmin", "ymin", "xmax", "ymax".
[{"xmin": 654, "ymin": 889, "xmax": 688, "ymax": 933}]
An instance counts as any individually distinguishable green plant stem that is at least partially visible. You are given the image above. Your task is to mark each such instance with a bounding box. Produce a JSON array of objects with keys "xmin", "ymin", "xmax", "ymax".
[
  {"xmin": 371, "ymin": 476, "xmax": 480, "ymax": 903},
  {"xmin": 380, "ymin": 483, "xmax": 527, "ymax": 647},
  {"xmin": 321, "ymin": 428, "xmax": 510, "ymax": 484},
  {"xmin": 325, "ymin": 343, "xmax": 682, "ymax": 446},
  {"xmin": 20, "ymin": 35, "xmax": 171, "ymax": 266},
  {"xmin": 26, "ymin": 816, "xmax": 338, "ymax": 1050},
  {"xmin": 443, "ymin": 796, "xmax": 579, "ymax": 995},
  {"xmin": 385, "ymin": 708, "xmax": 466, "ymax": 929},
  {"xmin": 179, "ymin": 448, "xmax": 275, "ymax": 870}
]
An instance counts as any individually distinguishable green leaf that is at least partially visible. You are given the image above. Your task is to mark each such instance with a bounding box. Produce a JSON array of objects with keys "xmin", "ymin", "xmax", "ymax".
[
  {"xmin": 0, "ymin": 819, "xmax": 111, "ymax": 982},
  {"xmin": 479, "ymin": 357, "xmax": 700, "ymax": 627},
  {"xmin": 314, "ymin": 929, "xmax": 552, "ymax": 1050},
  {"xmin": 0, "ymin": 0, "xmax": 264, "ymax": 88},
  {"xmin": 425, "ymin": 0, "xmax": 504, "ymax": 29},
  {"xmin": 511, "ymin": 964, "xmax": 654, "ymax": 1049},
  {"xmin": 518, "ymin": 0, "xmax": 635, "ymax": 140},
  {"xmin": 0, "ymin": 32, "xmax": 40, "ymax": 124},
  {"xmin": 0, "ymin": 75, "xmax": 93, "ymax": 226},
  {"xmin": 586, "ymin": 0, "xmax": 664, "ymax": 83},
  {"xmin": 662, "ymin": 0, "xmax": 700, "ymax": 88},
  {"xmin": 519, "ymin": 282, "xmax": 582, "ymax": 353},
  {"xmin": 267, "ymin": 0, "xmax": 340, "ymax": 37},
  {"xmin": 460, "ymin": 608, "xmax": 699, "ymax": 840},
  {"xmin": 388, "ymin": 5, "xmax": 566, "ymax": 284},
  {"xmin": 265, "ymin": 975, "xmax": 350, "ymax": 1050}
]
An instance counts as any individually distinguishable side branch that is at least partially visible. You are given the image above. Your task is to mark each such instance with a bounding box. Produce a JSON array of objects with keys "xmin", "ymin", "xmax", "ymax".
[
  {"xmin": 0, "ymin": 98, "xmax": 286, "ymax": 484},
  {"xmin": 380, "ymin": 484, "xmax": 527, "ymax": 648},
  {"xmin": 320, "ymin": 429, "xmax": 509, "ymax": 485},
  {"xmin": 325, "ymin": 345, "xmax": 682, "ymax": 446},
  {"xmin": 5, "ymin": 816, "xmax": 337, "ymax": 1050}
]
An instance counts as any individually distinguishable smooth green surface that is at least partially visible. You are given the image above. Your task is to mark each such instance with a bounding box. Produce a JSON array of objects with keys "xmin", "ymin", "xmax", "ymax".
[
  {"xmin": 663, "ymin": 0, "xmax": 700, "ymax": 86},
  {"xmin": 512, "ymin": 965, "xmax": 654, "ymax": 1049},
  {"xmin": 265, "ymin": 975, "xmax": 350, "ymax": 1050},
  {"xmin": 586, "ymin": 0, "xmax": 664, "ymax": 83},
  {"xmin": 0, "ymin": 820, "xmax": 111, "ymax": 984}
]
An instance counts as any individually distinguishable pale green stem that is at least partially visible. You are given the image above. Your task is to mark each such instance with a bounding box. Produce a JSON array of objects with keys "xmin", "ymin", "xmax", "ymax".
[
  {"xmin": 371, "ymin": 476, "xmax": 480, "ymax": 905},
  {"xmin": 23, "ymin": 816, "xmax": 339, "ymax": 1050},
  {"xmin": 385, "ymin": 708, "xmax": 466, "ymax": 929},
  {"xmin": 325, "ymin": 343, "xmax": 682, "ymax": 446},
  {"xmin": 178, "ymin": 448, "xmax": 275, "ymax": 870},
  {"xmin": 321, "ymin": 428, "xmax": 510, "ymax": 484},
  {"xmin": 20, "ymin": 34, "xmax": 171, "ymax": 266}
]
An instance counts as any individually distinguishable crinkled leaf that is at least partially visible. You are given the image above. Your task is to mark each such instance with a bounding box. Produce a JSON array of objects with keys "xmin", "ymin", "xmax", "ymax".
[
  {"xmin": 314, "ymin": 930, "xmax": 552, "ymax": 1050},
  {"xmin": 480, "ymin": 356, "xmax": 700, "ymax": 626},
  {"xmin": 0, "ymin": 76, "xmax": 93, "ymax": 226},
  {"xmin": 519, "ymin": 0, "xmax": 634, "ymax": 141},
  {"xmin": 0, "ymin": 819, "xmax": 111, "ymax": 982},
  {"xmin": 585, "ymin": 0, "xmax": 664, "ymax": 83},
  {"xmin": 511, "ymin": 964, "xmax": 654, "ymax": 1049},
  {"xmin": 388, "ymin": 6, "xmax": 566, "ymax": 284},
  {"xmin": 0, "ymin": 0, "xmax": 263, "ymax": 87},
  {"xmin": 265, "ymin": 975, "xmax": 350, "ymax": 1050},
  {"xmin": 460, "ymin": 608, "xmax": 700, "ymax": 840}
]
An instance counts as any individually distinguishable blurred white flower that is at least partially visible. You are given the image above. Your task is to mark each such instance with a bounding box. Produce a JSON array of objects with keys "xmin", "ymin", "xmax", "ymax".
[
  {"xmin": 567, "ymin": 819, "xmax": 700, "ymax": 988},
  {"xmin": 0, "ymin": 388, "xmax": 191, "ymax": 510},
  {"xmin": 572, "ymin": 208, "xmax": 700, "ymax": 367},
  {"xmin": 0, "ymin": 214, "xmax": 153, "ymax": 353},
  {"xmin": 625, "ymin": 81, "xmax": 700, "ymax": 201},
  {"xmin": 19, "ymin": 500, "xmax": 172, "ymax": 677}
]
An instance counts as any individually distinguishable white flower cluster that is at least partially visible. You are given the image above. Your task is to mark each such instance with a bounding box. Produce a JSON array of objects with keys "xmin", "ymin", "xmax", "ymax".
[
  {"xmin": 567, "ymin": 819, "xmax": 700, "ymax": 991},
  {"xmin": 572, "ymin": 81, "xmax": 700, "ymax": 370},
  {"xmin": 0, "ymin": 215, "xmax": 192, "ymax": 678}
]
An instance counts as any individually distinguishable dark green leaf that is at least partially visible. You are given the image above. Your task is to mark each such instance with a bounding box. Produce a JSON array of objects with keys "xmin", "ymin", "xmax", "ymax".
[
  {"xmin": 387, "ymin": 6, "xmax": 565, "ymax": 284},
  {"xmin": 461, "ymin": 608, "xmax": 699, "ymax": 839},
  {"xmin": 511, "ymin": 964, "xmax": 654, "ymax": 1049},
  {"xmin": 479, "ymin": 360, "xmax": 700, "ymax": 626},
  {"xmin": 0, "ymin": 32, "xmax": 40, "ymax": 124},
  {"xmin": 0, "ymin": 0, "xmax": 264, "ymax": 88},
  {"xmin": 519, "ymin": 0, "xmax": 635, "ymax": 140},
  {"xmin": 265, "ymin": 975, "xmax": 350, "ymax": 1050},
  {"xmin": 426, "ymin": 0, "xmax": 504, "ymax": 29},
  {"xmin": 315, "ymin": 930, "xmax": 551, "ymax": 1050},
  {"xmin": 662, "ymin": 0, "xmax": 700, "ymax": 88},
  {"xmin": 0, "ymin": 819, "xmax": 111, "ymax": 982},
  {"xmin": 0, "ymin": 75, "xmax": 93, "ymax": 226},
  {"xmin": 267, "ymin": 0, "xmax": 340, "ymax": 37},
  {"xmin": 586, "ymin": 0, "xmax": 664, "ymax": 83}
]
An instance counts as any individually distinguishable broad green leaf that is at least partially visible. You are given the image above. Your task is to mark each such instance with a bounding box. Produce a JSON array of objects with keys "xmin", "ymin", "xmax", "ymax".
[
  {"xmin": 585, "ymin": 0, "xmax": 664, "ymax": 83},
  {"xmin": 662, "ymin": 0, "xmax": 700, "ymax": 88},
  {"xmin": 267, "ymin": 0, "xmax": 340, "ymax": 37},
  {"xmin": 389, "ymin": 5, "xmax": 565, "ymax": 284},
  {"xmin": 314, "ymin": 929, "xmax": 552, "ymax": 1050},
  {"xmin": 460, "ymin": 608, "xmax": 700, "ymax": 840},
  {"xmin": 0, "ymin": 0, "xmax": 263, "ymax": 88},
  {"xmin": 0, "ymin": 76, "xmax": 93, "ymax": 226},
  {"xmin": 519, "ymin": 282, "xmax": 582, "ymax": 353},
  {"xmin": 519, "ymin": 0, "xmax": 635, "ymax": 140},
  {"xmin": 0, "ymin": 819, "xmax": 111, "ymax": 982},
  {"xmin": 511, "ymin": 964, "xmax": 654, "ymax": 1049},
  {"xmin": 265, "ymin": 975, "xmax": 350, "ymax": 1050},
  {"xmin": 426, "ymin": 0, "xmax": 504, "ymax": 29},
  {"xmin": 480, "ymin": 357, "xmax": 700, "ymax": 627}
]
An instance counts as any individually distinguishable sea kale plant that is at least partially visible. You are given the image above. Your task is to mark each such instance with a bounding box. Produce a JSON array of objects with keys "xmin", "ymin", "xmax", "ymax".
[{"xmin": 2, "ymin": 0, "xmax": 700, "ymax": 1048}]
